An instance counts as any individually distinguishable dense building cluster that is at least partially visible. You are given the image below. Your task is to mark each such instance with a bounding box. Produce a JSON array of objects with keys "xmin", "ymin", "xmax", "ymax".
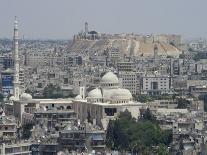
[{"xmin": 0, "ymin": 20, "xmax": 207, "ymax": 154}]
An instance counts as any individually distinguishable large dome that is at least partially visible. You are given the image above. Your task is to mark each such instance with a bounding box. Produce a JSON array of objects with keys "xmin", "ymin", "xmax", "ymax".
[
  {"xmin": 111, "ymin": 88, "xmax": 132, "ymax": 99},
  {"xmin": 87, "ymin": 88, "xmax": 102, "ymax": 98},
  {"xmin": 101, "ymin": 72, "xmax": 119, "ymax": 88},
  {"xmin": 20, "ymin": 93, "xmax": 32, "ymax": 101},
  {"xmin": 102, "ymin": 88, "xmax": 132, "ymax": 102}
]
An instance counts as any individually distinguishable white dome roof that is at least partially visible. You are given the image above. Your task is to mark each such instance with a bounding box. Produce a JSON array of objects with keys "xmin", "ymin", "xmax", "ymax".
[
  {"xmin": 75, "ymin": 95, "xmax": 82, "ymax": 100},
  {"xmin": 111, "ymin": 88, "xmax": 132, "ymax": 99},
  {"xmin": 101, "ymin": 72, "xmax": 119, "ymax": 84},
  {"xmin": 88, "ymin": 88, "xmax": 102, "ymax": 98},
  {"xmin": 9, "ymin": 96, "xmax": 16, "ymax": 101},
  {"xmin": 102, "ymin": 88, "xmax": 132, "ymax": 101},
  {"xmin": 57, "ymin": 151, "xmax": 66, "ymax": 155},
  {"xmin": 20, "ymin": 93, "xmax": 32, "ymax": 101},
  {"xmin": 102, "ymin": 89, "xmax": 116, "ymax": 99}
]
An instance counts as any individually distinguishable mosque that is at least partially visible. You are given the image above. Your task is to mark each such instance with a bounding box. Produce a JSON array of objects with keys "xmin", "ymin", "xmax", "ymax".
[
  {"xmin": 73, "ymin": 71, "xmax": 145, "ymax": 129},
  {"xmin": 9, "ymin": 71, "xmax": 145, "ymax": 129},
  {"xmin": 7, "ymin": 18, "xmax": 145, "ymax": 129}
]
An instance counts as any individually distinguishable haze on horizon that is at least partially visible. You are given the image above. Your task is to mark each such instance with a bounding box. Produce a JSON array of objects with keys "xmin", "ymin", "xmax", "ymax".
[{"xmin": 0, "ymin": 0, "xmax": 206, "ymax": 40}]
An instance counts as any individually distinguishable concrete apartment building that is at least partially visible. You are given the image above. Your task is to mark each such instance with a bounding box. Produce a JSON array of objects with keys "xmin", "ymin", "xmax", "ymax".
[
  {"xmin": 0, "ymin": 143, "xmax": 31, "ymax": 155},
  {"xmin": 119, "ymin": 71, "xmax": 141, "ymax": 95},
  {"xmin": 141, "ymin": 73, "xmax": 172, "ymax": 95}
]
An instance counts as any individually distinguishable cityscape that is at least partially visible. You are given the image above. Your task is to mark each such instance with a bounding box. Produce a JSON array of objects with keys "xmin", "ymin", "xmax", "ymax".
[{"xmin": 1, "ymin": 1, "xmax": 207, "ymax": 155}]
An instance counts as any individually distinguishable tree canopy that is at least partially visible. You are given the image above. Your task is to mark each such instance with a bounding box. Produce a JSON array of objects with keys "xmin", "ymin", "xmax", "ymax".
[
  {"xmin": 42, "ymin": 84, "xmax": 76, "ymax": 98},
  {"xmin": 0, "ymin": 93, "xmax": 4, "ymax": 102},
  {"xmin": 106, "ymin": 110, "xmax": 172, "ymax": 154},
  {"xmin": 133, "ymin": 94, "xmax": 175, "ymax": 103},
  {"xmin": 176, "ymin": 98, "xmax": 190, "ymax": 109},
  {"xmin": 22, "ymin": 123, "xmax": 33, "ymax": 139}
]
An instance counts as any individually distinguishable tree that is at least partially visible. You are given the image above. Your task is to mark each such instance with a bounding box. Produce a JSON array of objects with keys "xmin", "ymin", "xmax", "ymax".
[
  {"xmin": 172, "ymin": 94, "xmax": 178, "ymax": 101},
  {"xmin": 135, "ymin": 95, "xmax": 154, "ymax": 103},
  {"xmin": 106, "ymin": 120, "xmax": 115, "ymax": 149},
  {"xmin": 188, "ymin": 48, "xmax": 193, "ymax": 52},
  {"xmin": 0, "ymin": 93, "xmax": 4, "ymax": 102},
  {"xmin": 106, "ymin": 110, "xmax": 172, "ymax": 154},
  {"xmin": 176, "ymin": 98, "xmax": 190, "ymax": 109},
  {"xmin": 141, "ymin": 108, "xmax": 156, "ymax": 122},
  {"xmin": 155, "ymin": 144, "xmax": 169, "ymax": 155},
  {"xmin": 22, "ymin": 123, "xmax": 33, "ymax": 139},
  {"xmin": 42, "ymin": 84, "xmax": 63, "ymax": 98}
]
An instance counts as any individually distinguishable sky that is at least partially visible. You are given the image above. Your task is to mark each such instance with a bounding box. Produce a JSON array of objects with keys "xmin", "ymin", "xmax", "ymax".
[{"xmin": 0, "ymin": 0, "xmax": 207, "ymax": 40}]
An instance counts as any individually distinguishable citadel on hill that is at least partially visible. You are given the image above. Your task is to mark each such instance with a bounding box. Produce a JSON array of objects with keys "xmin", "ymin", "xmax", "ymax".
[
  {"xmin": 0, "ymin": 18, "xmax": 207, "ymax": 155},
  {"xmin": 72, "ymin": 22, "xmax": 182, "ymax": 58}
]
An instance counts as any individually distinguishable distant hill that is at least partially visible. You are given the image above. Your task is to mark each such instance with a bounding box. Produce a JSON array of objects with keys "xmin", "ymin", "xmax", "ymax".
[{"xmin": 69, "ymin": 38, "xmax": 181, "ymax": 58}]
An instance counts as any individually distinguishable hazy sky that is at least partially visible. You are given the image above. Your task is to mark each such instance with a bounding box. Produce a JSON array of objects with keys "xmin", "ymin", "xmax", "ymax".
[{"xmin": 0, "ymin": 0, "xmax": 207, "ymax": 39}]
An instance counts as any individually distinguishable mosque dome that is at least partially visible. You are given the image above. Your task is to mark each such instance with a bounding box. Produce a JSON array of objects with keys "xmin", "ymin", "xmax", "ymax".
[
  {"xmin": 101, "ymin": 72, "xmax": 119, "ymax": 84},
  {"xmin": 87, "ymin": 88, "xmax": 102, "ymax": 98},
  {"xmin": 111, "ymin": 88, "xmax": 132, "ymax": 99},
  {"xmin": 75, "ymin": 95, "xmax": 82, "ymax": 100},
  {"xmin": 20, "ymin": 93, "xmax": 32, "ymax": 101},
  {"xmin": 57, "ymin": 151, "xmax": 66, "ymax": 155},
  {"xmin": 9, "ymin": 96, "xmax": 16, "ymax": 101}
]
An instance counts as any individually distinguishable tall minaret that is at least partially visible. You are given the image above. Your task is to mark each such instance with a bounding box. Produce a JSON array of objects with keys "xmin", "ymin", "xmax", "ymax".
[
  {"xmin": 85, "ymin": 22, "xmax": 89, "ymax": 34},
  {"xmin": 13, "ymin": 16, "xmax": 20, "ymax": 100},
  {"xmin": 154, "ymin": 44, "xmax": 158, "ymax": 65}
]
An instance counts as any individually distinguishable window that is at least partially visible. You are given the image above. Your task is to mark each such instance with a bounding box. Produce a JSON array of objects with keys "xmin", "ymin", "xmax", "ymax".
[{"xmin": 104, "ymin": 108, "xmax": 117, "ymax": 116}]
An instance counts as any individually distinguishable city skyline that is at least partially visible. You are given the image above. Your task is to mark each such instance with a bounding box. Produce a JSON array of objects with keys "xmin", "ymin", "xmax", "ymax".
[{"xmin": 0, "ymin": 0, "xmax": 207, "ymax": 39}]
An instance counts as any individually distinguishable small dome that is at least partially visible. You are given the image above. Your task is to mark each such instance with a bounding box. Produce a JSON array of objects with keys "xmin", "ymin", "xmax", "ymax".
[
  {"xmin": 20, "ymin": 93, "xmax": 32, "ymax": 101},
  {"xmin": 75, "ymin": 95, "xmax": 82, "ymax": 100},
  {"xmin": 2, "ymin": 68, "xmax": 14, "ymax": 74},
  {"xmin": 101, "ymin": 72, "xmax": 119, "ymax": 84},
  {"xmin": 88, "ymin": 88, "xmax": 102, "ymax": 98},
  {"xmin": 9, "ymin": 96, "xmax": 16, "ymax": 101},
  {"xmin": 57, "ymin": 151, "xmax": 66, "ymax": 155}
]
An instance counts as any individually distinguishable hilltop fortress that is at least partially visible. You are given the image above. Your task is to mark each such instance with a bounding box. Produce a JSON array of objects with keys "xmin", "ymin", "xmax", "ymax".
[{"xmin": 72, "ymin": 22, "xmax": 182, "ymax": 58}]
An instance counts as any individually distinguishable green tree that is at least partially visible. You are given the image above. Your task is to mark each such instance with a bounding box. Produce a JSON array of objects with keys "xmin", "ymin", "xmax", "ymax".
[
  {"xmin": 155, "ymin": 144, "xmax": 169, "ymax": 155},
  {"xmin": 176, "ymin": 98, "xmax": 190, "ymax": 109},
  {"xmin": 42, "ymin": 84, "xmax": 63, "ymax": 98},
  {"xmin": 106, "ymin": 110, "xmax": 172, "ymax": 154},
  {"xmin": 22, "ymin": 123, "xmax": 33, "ymax": 139},
  {"xmin": 0, "ymin": 93, "xmax": 4, "ymax": 102},
  {"xmin": 106, "ymin": 120, "xmax": 115, "ymax": 149},
  {"xmin": 141, "ymin": 108, "xmax": 156, "ymax": 122},
  {"xmin": 136, "ymin": 95, "xmax": 154, "ymax": 103}
]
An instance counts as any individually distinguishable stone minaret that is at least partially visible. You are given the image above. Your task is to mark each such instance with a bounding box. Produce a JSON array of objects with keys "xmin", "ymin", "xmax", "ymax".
[
  {"xmin": 85, "ymin": 22, "xmax": 89, "ymax": 34},
  {"xmin": 13, "ymin": 16, "xmax": 20, "ymax": 100},
  {"xmin": 154, "ymin": 44, "xmax": 158, "ymax": 65}
]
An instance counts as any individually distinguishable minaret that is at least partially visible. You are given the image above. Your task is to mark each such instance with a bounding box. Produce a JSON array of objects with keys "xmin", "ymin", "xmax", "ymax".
[
  {"xmin": 13, "ymin": 16, "xmax": 20, "ymax": 100},
  {"xmin": 154, "ymin": 44, "xmax": 158, "ymax": 65},
  {"xmin": 85, "ymin": 22, "xmax": 89, "ymax": 34}
]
